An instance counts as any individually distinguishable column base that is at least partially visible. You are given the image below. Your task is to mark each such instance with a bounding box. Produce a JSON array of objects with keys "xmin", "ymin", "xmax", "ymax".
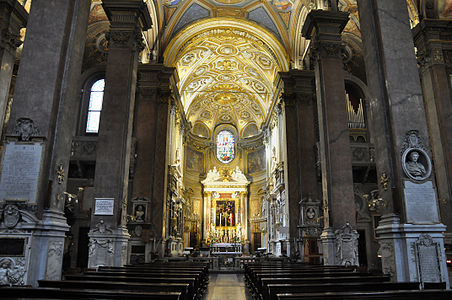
[
  {"xmin": 320, "ymin": 223, "xmax": 359, "ymax": 266},
  {"xmin": 376, "ymin": 214, "xmax": 449, "ymax": 288},
  {"xmin": 0, "ymin": 208, "xmax": 69, "ymax": 287},
  {"xmin": 165, "ymin": 237, "xmax": 184, "ymax": 256},
  {"xmin": 320, "ymin": 228, "xmax": 336, "ymax": 265},
  {"xmin": 87, "ymin": 226, "xmax": 130, "ymax": 268}
]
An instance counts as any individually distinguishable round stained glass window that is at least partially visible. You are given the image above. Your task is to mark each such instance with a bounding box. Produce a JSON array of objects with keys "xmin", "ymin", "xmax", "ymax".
[{"xmin": 216, "ymin": 130, "xmax": 235, "ymax": 163}]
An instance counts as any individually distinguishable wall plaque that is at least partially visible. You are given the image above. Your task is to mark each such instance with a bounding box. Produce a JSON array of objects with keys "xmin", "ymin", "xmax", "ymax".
[
  {"xmin": 94, "ymin": 198, "xmax": 114, "ymax": 215},
  {"xmin": 415, "ymin": 234, "xmax": 442, "ymax": 284},
  {"xmin": 404, "ymin": 181, "xmax": 439, "ymax": 224},
  {"xmin": 0, "ymin": 142, "xmax": 43, "ymax": 203},
  {"xmin": 0, "ymin": 238, "xmax": 25, "ymax": 255}
]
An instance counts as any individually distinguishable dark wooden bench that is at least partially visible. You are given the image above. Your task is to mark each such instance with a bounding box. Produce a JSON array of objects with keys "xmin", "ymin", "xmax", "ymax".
[
  {"xmin": 265, "ymin": 282, "xmax": 423, "ymax": 300},
  {"xmin": 0, "ymin": 286, "xmax": 182, "ymax": 299},
  {"xmin": 39, "ymin": 279, "xmax": 191, "ymax": 300},
  {"xmin": 276, "ymin": 289, "xmax": 452, "ymax": 300},
  {"xmin": 64, "ymin": 274, "xmax": 200, "ymax": 299},
  {"xmin": 84, "ymin": 270, "xmax": 207, "ymax": 292}
]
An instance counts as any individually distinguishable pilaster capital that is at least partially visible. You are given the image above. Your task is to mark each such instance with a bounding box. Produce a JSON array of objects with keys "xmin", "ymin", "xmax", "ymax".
[
  {"xmin": 302, "ymin": 10, "xmax": 349, "ymax": 41},
  {"xmin": 102, "ymin": 0, "xmax": 152, "ymax": 31},
  {"xmin": 106, "ymin": 30, "xmax": 144, "ymax": 52},
  {"xmin": 413, "ymin": 19, "xmax": 452, "ymax": 69},
  {"xmin": 137, "ymin": 64, "xmax": 176, "ymax": 102},
  {"xmin": 280, "ymin": 70, "xmax": 315, "ymax": 106},
  {"xmin": 102, "ymin": 0, "xmax": 152, "ymax": 52},
  {"xmin": 0, "ymin": 0, "xmax": 28, "ymax": 52},
  {"xmin": 302, "ymin": 10, "xmax": 348, "ymax": 61}
]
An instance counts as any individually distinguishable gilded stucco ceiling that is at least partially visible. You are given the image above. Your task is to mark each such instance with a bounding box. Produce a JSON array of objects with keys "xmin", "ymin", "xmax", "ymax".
[
  {"xmin": 82, "ymin": 0, "xmax": 427, "ymax": 136},
  {"xmin": 164, "ymin": 19, "xmax": 289, "ymax": 137}
]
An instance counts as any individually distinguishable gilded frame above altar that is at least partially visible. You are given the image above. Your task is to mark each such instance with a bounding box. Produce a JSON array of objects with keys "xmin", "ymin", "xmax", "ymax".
[{"xmin": 214, "ymin": 198, "xmax": 237, "ymax": 228}]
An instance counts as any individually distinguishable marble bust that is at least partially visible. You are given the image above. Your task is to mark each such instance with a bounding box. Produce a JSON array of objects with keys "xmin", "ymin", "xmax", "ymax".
[{"xmin": 405, "ymin": 151, "xmax": 426, "ymax": 179}]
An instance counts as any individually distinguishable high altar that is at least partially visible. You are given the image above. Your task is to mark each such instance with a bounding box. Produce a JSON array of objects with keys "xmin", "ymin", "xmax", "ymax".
[{"xmin": 201, "ymin": 167, "xmax": 250, "ymax": 248}]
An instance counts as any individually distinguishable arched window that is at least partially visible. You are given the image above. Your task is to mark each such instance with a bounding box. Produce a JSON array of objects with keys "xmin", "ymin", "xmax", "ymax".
[
  {"xmin": 85, "ymin": 79, "xmax": 105, "ymax": 133},
  {"xmin": 216, "ymin": 130, "xmax": 235, "ymax": 163}
]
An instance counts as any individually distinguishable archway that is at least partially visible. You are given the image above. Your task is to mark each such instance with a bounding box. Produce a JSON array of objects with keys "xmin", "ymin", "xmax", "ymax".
[{"xmin": 163, "ymin": 18, "xmax": 289, "ymax": 255}]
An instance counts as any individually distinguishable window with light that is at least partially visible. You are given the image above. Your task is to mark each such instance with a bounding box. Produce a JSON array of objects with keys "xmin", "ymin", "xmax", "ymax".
[
  {"xmin": 86, "ymin": 79, "xmax": 105, "ymax": 133},
  {"xmin": 216, "ymin": 130, "xmax": 235, "ymax": 163}
]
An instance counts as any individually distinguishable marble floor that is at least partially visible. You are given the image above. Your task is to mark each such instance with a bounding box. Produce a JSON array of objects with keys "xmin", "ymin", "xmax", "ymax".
[{"xmin": 202, "ymin": 273, "xmax": 253, "ymax": 300}]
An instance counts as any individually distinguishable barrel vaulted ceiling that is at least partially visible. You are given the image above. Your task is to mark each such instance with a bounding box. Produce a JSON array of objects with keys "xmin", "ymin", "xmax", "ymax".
[
  {"xmin": 164, "ymin": 19, "xmax": 289, "ymax": 136},
  {"xmin": 85, "ymin": 0, "xmax": 429, "ymax": 137}
]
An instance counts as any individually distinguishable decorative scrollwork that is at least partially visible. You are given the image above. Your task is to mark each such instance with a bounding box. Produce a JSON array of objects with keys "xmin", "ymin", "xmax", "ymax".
[{"xmin": 15, "ymin": 118, "xmax": 39, "ymax": 141}]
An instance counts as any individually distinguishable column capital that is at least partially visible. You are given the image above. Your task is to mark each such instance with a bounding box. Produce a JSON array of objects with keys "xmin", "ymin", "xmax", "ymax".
[
  {"xmin": 413, "ymin": 19, "xmax": 452, "ymax": 69},
  {"xmin": 302, "ymin": 10, "xmax": 349, "ymax": 41},
  {"xmin": 279, "ymin": 70, "xmax": 315, "ymax": 106},
  {"xmin": 102, "ymin": 0, "xmax": 152, "ymax": 31},
  {"xmin": 137, "ymin": 64, "xmax": 176, "ymax": 102},
  {"xmin": 302, "ymin": 10, "xmax": 349, "ymax": 60}
]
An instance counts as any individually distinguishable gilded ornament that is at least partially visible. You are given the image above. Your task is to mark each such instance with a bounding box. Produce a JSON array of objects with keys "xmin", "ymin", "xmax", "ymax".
[
  {"xmin": 56, "ymin": 163, "xmax": 65, "ymax": 184},
  {"xmin": 380, "ymin": 172, "xmax": 389, "ymax": 191}
]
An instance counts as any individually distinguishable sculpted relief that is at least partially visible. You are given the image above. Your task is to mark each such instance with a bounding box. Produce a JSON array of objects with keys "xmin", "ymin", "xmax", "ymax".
[{"xmin": 401, "ymin": 131, "xmax": 432, "ymax": 181}]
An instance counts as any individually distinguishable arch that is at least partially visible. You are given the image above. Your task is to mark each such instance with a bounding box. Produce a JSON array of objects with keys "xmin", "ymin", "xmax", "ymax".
[
  {"xmin": 164, "ymin": 17, "xmax": 289, "ymax": 72},
  {"xmin": 163, "ymin": 17, "xmax": 290, "ymax": 137},
  {"xmin": 192, "ymin": 121, "xmax": 211, "ymax": 139}
]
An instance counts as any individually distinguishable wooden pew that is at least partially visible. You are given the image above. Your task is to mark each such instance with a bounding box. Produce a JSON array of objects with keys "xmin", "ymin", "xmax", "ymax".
[
  {"xmin": 276, "ymin": 289, "xmax": 452, "ymax": 300},
  {"xmin": 38, "ymin": 279, "xmax": 191, "ymax": 300},
  {"xmin": 265, "ymin": 282, "xmax": 422, "ymax": 300},
  {"xmin": 0, "ymin": 286, "xmax": 182, "ymax": 299},
  {"xmin": 84, "ymin": 270, "xmax": 207, "ymax": 293}
]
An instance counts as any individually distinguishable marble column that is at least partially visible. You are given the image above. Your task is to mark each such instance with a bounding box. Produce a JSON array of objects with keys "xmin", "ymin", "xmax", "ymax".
[
  {"xmin": 88, "ymin": 0, "xmax": 152, "ymax": 268},
  {"xmin": 280, "ymin": 70, "xmax": 317, "ymax": 257},
  {"xmin": 357, "ymin": 0, "xmax": 449, "ymax": 285},
  {"xmin": 0, "ymin": 0, "xmax": 27, "ymax": 133},
  {"xmin": 0, "ymin": 0, "xmax": 88, "ymax": 286},
  {"xmin": 132, "ymin": 64, "xmax": 174, "ymax": 257},
  {"xmin": 413, "ymin": 19, "xmax": 452, "ymax": 245},
  {"xmin": 302, "ymin": 10, "xmax": 358, "ymax": 266}
]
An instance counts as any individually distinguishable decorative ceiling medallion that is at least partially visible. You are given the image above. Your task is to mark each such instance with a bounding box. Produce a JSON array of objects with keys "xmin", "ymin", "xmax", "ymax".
[
  {"xmin": 240, "ymin": 111, "xmax": 250, "ymax": 119},
  {"xmin": 217, "ymin": 44, "xmax": 238, "ymax": 56},
  {"xmin": 220, "ymin": 114, "xmax": 233, "ymax": 122},
  {"xmin": 253, "ymin": 81, "xmax": 265, "ymax": 93},
  {"xmin": 215, "ymin": 59, "xmax": 238, "ymax": 71},
  {"xmin": 194, "ymin": 66, "xmax": 207, "ymax": 76},
  {"xmin": 246, "ymin": 67, "xmax": 259, "ymax": 77},
  {"xmin": 258, "ymin": 55, "xmax": 272, "ymax": 68},
  {"xmin": 182, "ymin": 53, "xmax": 195, "ymax": 65},
  {"xmin": 215, "ymin": 93, "xmax": 237, "ymax": 105},
  {"xmin": 201, "ymin": 111, "xmax": 212, "ymax": 119},
  {"xmin": 217, "ymin": 74, "xmax": 235, "ymax": 82}
]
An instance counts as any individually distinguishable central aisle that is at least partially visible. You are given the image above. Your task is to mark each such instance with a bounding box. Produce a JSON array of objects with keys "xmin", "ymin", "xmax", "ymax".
[{"xmin": 203, "ymin": 273, "xmax": 253, "ymax": 300}]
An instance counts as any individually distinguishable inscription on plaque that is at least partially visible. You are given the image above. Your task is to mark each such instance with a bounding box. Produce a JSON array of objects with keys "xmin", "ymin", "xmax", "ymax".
[
  {"xmin": 0, "ymin": 142, "xmax": 43, "ymax": 203},
  {"xmin": 94, "ymin": 198, "xmax": 114, "ymax": 215},
  {"xmin": 418, "ymin": 244, "xmax": 441, "ymax": 283},
  {"xmin": 404, "ymin": 181, "xmax": 439, "ymax": 224},
  {"xmin": 0, "ymin": 238, "xmax": 25, "ymax": 255}
]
